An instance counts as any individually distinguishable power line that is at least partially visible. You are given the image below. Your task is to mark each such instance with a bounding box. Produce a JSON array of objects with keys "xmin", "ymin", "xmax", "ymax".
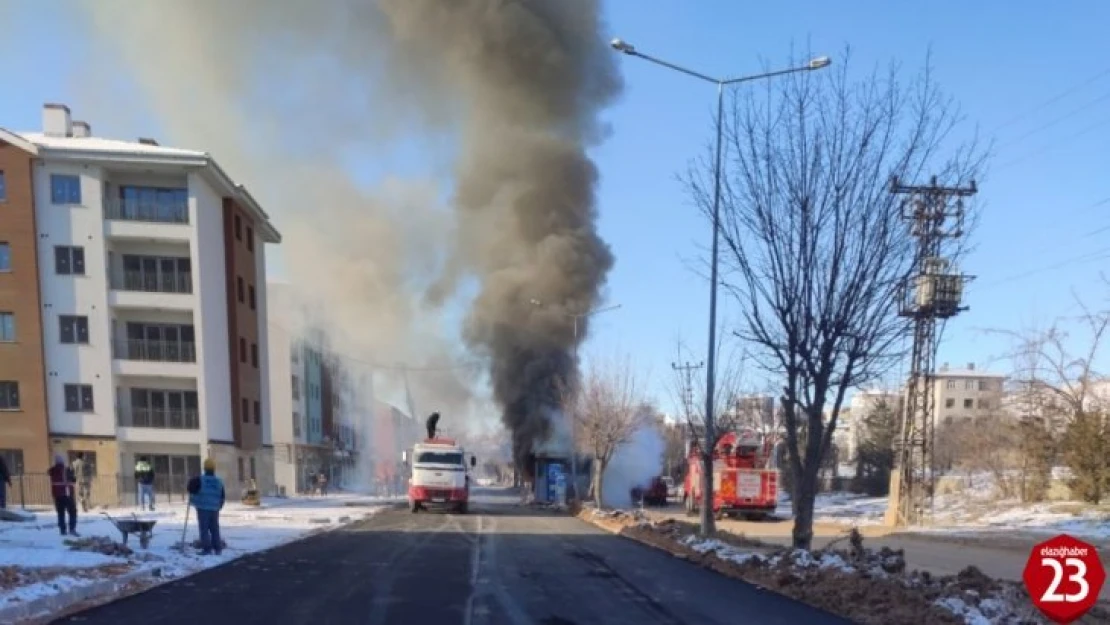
[
  {"xmin": 990, "ymin": 65, "xmax": 1110, "ymax": 133},
  {"xmin": 995, "ymin": 115, "xmax": 1110, "ymax": 170},
  {"xmin": 972, "ymin": 245, "xmax": 1110, "ymax": 294},
  {"xmin": 995, "ymin": 90, "xmax": 1110, "ymax": 150}
]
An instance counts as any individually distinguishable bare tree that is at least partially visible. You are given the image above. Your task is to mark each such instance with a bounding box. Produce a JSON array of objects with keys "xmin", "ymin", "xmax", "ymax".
[
  {"xmin": 571, "ymin": 354, "xmax": 652, "ymax": 508},
  {"xmin": 990, "ymin": 291, "xmax": 1110, "ymax": 502},
  {"xmin": 683, "ymin": 49, "xmax": 985, "ymax": 549}
]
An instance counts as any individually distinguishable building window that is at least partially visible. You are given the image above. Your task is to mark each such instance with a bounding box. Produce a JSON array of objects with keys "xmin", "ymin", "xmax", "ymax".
[
  {"xmin": 978, "ymin": 398, "xmax": 990, "ymax": 410},
  {"xmin": 253, "ymin": 400, "xmax": 261, "ymax": 424},
  {"xmin": 246, "ymin": 227, "xmax": 254, "ymax": 252},
  {"xmin": 59, "ymin": 315, "xmax": 90, "ymax": 344},
  {"xmin": 54, "ymin": 246, "xmax": 86, "ymax": 275},
  {"xmin": 239, "ymin": 337, "xmax": 247, "ymax": 362},
  {"xmin": 115, "ymin": 186, "xmax": 188, "ymax": 223},
  {"xmin": 0, "ymin": 243, "xmax": 10, "ymax": 271},
  {"xmin": 248, "ymin": 285, "xmax": 256, "ymax": 310},
  {"xmin": 945, "ymin": 398, "xmax": 955, "ymax": 408},
  {"xmin": 291, "ymin": 375, "xmax": 300, "ymax": 399},
  {"xmin": 0, "ymin": 170, "xmax": 6, "ymax": 201},
  {"xmin": 249, "ymin": 456, "xmax": 256, "ymax": 479},
  {"xmin": 963, "ymin": 398, "xmax": 973, "ymax": 409},
  {"xmin": 0, "ymin": 381, "xmax": 19, "ymax": 410},
  {"xmin": 0, "ymin": 312, "xmax": 13, "ymax": 342},
  {"xmin": 251, "ymin": 343, "xmax": 258, "ymax": 368},
  {"xmin": 945, "ymin": 380, "xmax": 955, "ymax": 389},
  {"xmin": 0, "ymin": 449, "xmax": 24, "ymax": 473},
  {"xmin": 64, "ymin": 383, "xmax": 95, "ymax": 412},
  {"xmin": 293, "ymin": 411, "xmax": 301, "ymax": 436},
  {"xmin": 241, "ymin": 397, "xmax": 249, "ymax": 423},
  {"xmin": 964, "ymin": 380, "xmax": 975, "ymax": 390},
  {"xmin": 50, "ymin": 174, "xmax": 81, "ymax": 204},
  {"xmin": 126, "ymin": 388, "xmax": 200, "ymax": 429},
  {"xmin": 67, "ymin": 450, "xmax": 98, "ymax": 476},
  {"xmin": 234, "ymin": 215, "xmax": 242, "ymax": 240},
  {"xmin": 237, "ymin": 276, "xmax": 244, "ymax": 302},
  {"xmin": 978, "ymin": 379, "xmax": 992, "ymax": 391}
]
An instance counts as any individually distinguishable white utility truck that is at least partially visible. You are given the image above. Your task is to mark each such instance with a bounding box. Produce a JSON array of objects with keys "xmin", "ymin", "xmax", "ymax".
[{"xmin": 406, "ymin": 436, "xmax": 476, "ymax": 514}]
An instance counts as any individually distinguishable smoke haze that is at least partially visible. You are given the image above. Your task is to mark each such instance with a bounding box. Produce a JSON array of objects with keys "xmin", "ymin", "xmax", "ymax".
[
  {"xmin": 69, "ymin": 0, "xmax": 621, "ymax": 468},
  {"xmin": 602, "ymin": 425, "xmax": 665, "ymax": 508}
]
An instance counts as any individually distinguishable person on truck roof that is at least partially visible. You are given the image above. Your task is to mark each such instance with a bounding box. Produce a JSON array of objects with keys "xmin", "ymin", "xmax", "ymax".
[{"xmin": 426, "ymin": 412, "xmax": 440, "ymax": 439}]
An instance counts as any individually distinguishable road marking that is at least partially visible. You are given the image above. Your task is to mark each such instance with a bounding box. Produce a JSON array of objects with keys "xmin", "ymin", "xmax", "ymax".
[{"xmin": 464, "ymin": 514, "xmax": 483, "ymax": 625}]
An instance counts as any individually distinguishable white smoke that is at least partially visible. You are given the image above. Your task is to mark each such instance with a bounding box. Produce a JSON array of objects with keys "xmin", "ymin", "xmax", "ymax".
[{"xmin": 601, "ymin": 425, "xmax": 665, "ymax": 508}]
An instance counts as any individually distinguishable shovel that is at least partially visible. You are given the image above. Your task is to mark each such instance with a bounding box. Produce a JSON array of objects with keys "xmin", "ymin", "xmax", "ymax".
[{"xmin": 172, "ymin": 503, "xmax": 191, "ymax": 553}]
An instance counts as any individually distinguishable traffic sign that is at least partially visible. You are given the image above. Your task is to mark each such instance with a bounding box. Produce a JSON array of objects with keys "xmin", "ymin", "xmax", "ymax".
[{"xmin": 1023, "ymin": 534, "xmax": 1105, "ymax": 623}]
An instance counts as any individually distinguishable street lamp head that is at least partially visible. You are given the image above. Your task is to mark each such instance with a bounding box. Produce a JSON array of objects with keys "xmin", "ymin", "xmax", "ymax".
[
  {"xmin": 610, "ymin": 38, "xmax": 636, "ymax": 55},
  {"xmin": 808, "ymin": 56, "xmax": 832, "ymax": 70}
]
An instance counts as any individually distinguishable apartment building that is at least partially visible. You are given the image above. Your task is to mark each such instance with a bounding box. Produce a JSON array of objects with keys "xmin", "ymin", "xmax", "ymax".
[
  {"xmin": 0, "ymin": 104, "xmax": 280, "ymax": 498},
  {"xmin": 934, "ymin": 362, "xmax": 1006, "ymax": 423}
]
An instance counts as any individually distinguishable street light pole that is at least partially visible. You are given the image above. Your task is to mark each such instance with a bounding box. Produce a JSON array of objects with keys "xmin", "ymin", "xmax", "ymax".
[
  {"xmin": 530, "ymin": 298, "xmax": 621, "ymax": 503},
  {"xmin": 611, "ymin": 38, "xmax": 830, "ymax": 534}
]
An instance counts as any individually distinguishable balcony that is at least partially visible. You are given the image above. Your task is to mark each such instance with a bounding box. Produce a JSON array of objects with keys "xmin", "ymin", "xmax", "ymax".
[
  {"xmin": 118, "ymin": 406, "xmax": 200, "ymax": 429},
  {"xmin": 116, "ymin": 407, "xmax": 201, "ymax": 444},
  {"xmin": 113, "ymin": 338, "xmax": 198, "ymax": 378},
  {"xmin": 108, "ymin": 270, "xmax": 195, "ymax": 310},
  {"xmin": 104, "ymin": 198, "xmax": 191, "ymax": 242}
]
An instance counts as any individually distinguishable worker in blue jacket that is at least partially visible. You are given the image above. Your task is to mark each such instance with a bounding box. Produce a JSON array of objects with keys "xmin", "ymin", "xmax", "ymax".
[{"xmin": 187, "ymin": 458, "xmax": 226, "ymax": 555}]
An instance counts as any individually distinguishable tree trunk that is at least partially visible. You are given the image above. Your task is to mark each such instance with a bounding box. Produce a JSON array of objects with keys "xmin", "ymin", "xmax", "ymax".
[
  {"xmin": 791, "ymin": 464, "xmax": 818, "ymax": 549},
  {"xmin": 592, "ymin": 459, "xmax": 605, "ymax": 508},
  {"xmin": 700, "ymin": 449, "xmax": 715, "ymax": 535}
]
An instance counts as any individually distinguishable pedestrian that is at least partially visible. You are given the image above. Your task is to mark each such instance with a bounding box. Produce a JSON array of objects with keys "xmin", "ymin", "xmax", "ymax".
[
  {"xmin": 187, "ymin": 458, "xmax": 226, "ymax": 556},
  {"xmin": 48, "ymin": 454, "xmax": 79, "ymax": 536},
  {"xmin": 0, "ymin": 455, "xmax": 10, "ymax": 509},
  {"xmin": 72, "ymin": 452, "xmax": 93, "ymax": 512},
  {"xmin": 134, "ymin": 456, "xmax": 155, "ymax": 511},
  {"xmin": 316, "ymin": 471, "xmax": 328, "ymax": 496}
]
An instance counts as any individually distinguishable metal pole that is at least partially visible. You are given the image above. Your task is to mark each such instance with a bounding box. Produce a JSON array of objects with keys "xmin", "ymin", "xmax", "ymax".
[
  {"xmin": 700, "ymin": 81, "xmax": 725, "ymax": 534},
  {"xmin": 571, "ymin": 314, "xmax": 579, "ymax": 504}
]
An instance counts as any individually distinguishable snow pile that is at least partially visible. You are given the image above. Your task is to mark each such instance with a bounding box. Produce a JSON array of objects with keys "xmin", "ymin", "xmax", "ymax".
[
  {"xmin": 0, "ymin": 494, "xmax": 395, "ymax": 619},
  {"xmin": 579, "ymin": 509, "xmax": 1069, "ymax": 625}
]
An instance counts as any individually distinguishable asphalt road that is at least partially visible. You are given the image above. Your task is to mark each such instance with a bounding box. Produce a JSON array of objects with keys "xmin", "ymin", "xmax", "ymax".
[{"xmin": 55, "ymin": 488, "xmax": 853, "ymax": 625}]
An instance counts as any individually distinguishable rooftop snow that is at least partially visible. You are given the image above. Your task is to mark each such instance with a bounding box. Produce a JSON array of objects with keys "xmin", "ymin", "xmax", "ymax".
[{"xmin": 17, "ymin": 131, "xmax": 206, "ymax": 158}]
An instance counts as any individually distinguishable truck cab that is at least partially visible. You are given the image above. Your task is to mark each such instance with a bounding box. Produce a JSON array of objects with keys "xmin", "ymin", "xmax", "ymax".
[{"xmin": 407, "ymin": 437, "xmax": 476, "ymax": 514}]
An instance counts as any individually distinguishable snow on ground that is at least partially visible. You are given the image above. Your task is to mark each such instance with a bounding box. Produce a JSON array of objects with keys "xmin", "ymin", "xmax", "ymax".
[
  {"xmin": 779, "ymin": 470, "xmax": 1110, "ymax": 541},
  {"xmin": 0, "ymin": 493, "xmax": 397, "ymax": 617}
]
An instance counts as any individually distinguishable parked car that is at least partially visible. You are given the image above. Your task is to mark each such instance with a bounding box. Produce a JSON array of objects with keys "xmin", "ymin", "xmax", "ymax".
[{"xmin": 630, "ymin": 476, "xmax": 669, "ymax": 506}]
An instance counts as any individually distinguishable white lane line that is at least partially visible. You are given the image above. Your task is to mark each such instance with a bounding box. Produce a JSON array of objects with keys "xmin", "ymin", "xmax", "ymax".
[{"xmin": 463, "ymin": 514, "xmax": 483, "ymax": 625}]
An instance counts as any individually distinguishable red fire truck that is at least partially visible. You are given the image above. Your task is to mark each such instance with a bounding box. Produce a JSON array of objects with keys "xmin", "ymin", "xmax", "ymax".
[{"xmin": 683, "ymin": 427, "xmax": 778, "ymax": 520}]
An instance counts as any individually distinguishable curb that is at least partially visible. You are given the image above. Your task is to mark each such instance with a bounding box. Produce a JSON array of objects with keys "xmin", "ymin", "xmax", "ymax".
[{"xmin": 0, "ymin": 567, "xmax": 153, "ymax": 624}]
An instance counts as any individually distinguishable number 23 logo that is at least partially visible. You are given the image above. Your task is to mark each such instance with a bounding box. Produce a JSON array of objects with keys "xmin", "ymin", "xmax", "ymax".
[{"xmin": 1041, "ymin": 557, "xmax": 1090, "ymax": 603}]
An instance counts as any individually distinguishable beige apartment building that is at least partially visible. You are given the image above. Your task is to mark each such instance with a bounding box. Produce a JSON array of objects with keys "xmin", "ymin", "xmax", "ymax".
[{"xmin": 934, "ymin": 362, "xmax": 1006, "ymax": 423}]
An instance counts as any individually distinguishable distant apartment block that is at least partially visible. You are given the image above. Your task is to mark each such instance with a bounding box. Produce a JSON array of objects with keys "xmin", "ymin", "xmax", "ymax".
[
  {"xmin": 933, "ymin": 362, "xmax": 1006, "ymax": 423},
  {"xmin": 0, "ymin": 104, "xmax": 280, "ymax": 499}
]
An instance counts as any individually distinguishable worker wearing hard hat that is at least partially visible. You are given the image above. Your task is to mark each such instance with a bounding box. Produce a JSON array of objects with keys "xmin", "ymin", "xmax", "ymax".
[{"xmin": 187, "ymin": 458, "xmax": 226, "ymax": 555}]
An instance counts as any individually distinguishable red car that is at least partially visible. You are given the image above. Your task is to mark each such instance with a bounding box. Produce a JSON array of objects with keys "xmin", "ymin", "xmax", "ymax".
[{"xmin": 630, "ymin": 476, "xmax": 669, "ymax": 506}]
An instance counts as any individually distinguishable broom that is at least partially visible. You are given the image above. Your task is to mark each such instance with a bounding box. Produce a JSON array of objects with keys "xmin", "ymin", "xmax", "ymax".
[{"xmin": 172, "ymin": 502, "xmax": 191, "ymax": 552}]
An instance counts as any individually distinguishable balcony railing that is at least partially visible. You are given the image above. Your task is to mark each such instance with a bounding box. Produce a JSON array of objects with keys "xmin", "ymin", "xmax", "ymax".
[
  {"xmin": 110, "ymin": 270, "xmax": 193, "ymax": 294},
  {"xmin": 113, "ymin": 338, "xmax": 197, "ymax": 363},
  {"xmin": 117, "ymin": 406, "xmax": 200, "ymax": 430},
  {"xmin": 104, "ymin": 199, "xmax": 189, "ymax": 224}
]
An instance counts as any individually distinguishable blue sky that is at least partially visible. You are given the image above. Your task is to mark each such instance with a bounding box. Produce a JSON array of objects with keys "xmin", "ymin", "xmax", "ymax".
[{"xmin": 1, "ymin": 1, "xmax": 1108, "ymax": 415}]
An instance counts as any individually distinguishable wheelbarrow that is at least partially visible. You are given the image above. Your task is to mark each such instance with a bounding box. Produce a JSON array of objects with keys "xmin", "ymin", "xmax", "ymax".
[{"xmin": 102, "ymin": 512, "xmax": 157, "ymax": 549}]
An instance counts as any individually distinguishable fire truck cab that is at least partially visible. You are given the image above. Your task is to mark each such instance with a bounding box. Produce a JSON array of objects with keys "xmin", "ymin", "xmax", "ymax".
[
  {"xmin": 683, "ymin": 428, "xmax": 778, "ymax": 520},
  {"xmin": 407, "ymin": 437, "xmax": 476, "ymax": 514}
]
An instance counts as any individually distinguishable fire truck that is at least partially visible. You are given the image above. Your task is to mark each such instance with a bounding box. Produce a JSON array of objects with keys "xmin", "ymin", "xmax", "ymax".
[
  {"xmin": 406, "ymin": 436, "xmax": 476, "ymax": 514},
  {"xmin": 683, "ymin": 427, "xmax": 778, "ymax": 520}
]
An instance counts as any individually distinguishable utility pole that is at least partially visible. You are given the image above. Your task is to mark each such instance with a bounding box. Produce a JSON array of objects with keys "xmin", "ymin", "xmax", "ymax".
[
  {"xmin": 671, "ymin": 361, "xmax": 705, "ymax": 434},
  {"xmin": 886, "ymin": 175, "xmax": 977, "ymax": 528}
]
